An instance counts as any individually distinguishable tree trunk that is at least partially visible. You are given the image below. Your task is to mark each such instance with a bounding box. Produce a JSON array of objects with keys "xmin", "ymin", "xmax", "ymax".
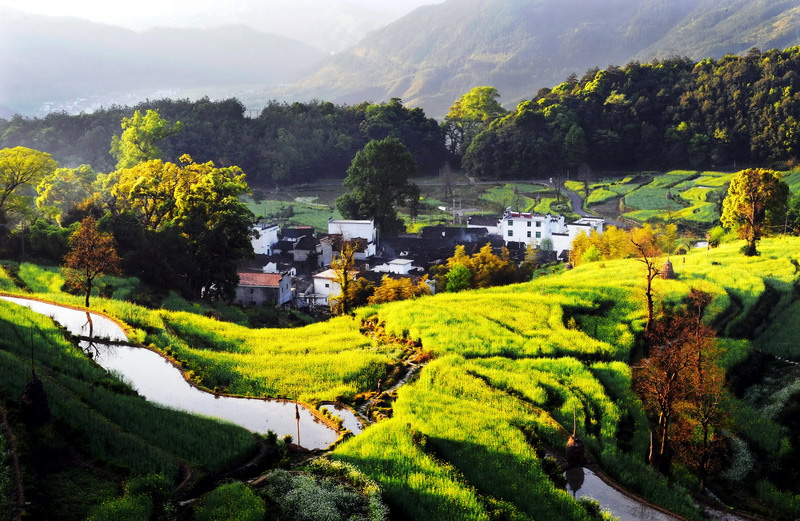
[
  {"xmin": 745, "ymin": 236, "xmax": 757, "ymax": 256},
  {"xmin": 85, "ymin": 278, "xmax": 92, "ymax": 308},
  {"xmin": 645, "ymin": 277, "xmax": 654, "ymax": 333}
]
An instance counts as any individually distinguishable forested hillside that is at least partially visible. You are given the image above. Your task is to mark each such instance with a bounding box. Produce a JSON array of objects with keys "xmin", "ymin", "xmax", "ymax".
[
  {"xmin": 0, "ymin": 98, "xmax": 445, "ymax": 185},
  {"xmin": 6, "ymin": 47, "xmax": 800, "ymax": 186},
  {"xmin": 277, "ymin": 0, "xmax": 800, "ymax": 117},
  {"xmin": 463, "ymin": 47, "xmax": 800, "ymax": 178}
]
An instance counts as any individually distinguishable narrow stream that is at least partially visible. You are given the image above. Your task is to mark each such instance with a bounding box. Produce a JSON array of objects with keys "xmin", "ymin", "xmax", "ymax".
[{"xmin": 0, "ymin": 296, "xmax": 340, "ymax": 449}]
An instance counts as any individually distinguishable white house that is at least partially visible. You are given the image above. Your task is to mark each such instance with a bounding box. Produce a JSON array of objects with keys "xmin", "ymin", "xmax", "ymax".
[
  {"xmin": 300, "ymin": 268, "xmax": 343, "ymax": 307},
  {"xmin": 328, "ymin": 219, "xmax": 377, "ymax": 257},
  {"xmin": 498, "ymin": 208, "xmax": 604, "ymax": 255},
  {"xmin": 234, "ymin": 272, "xmax": 292, "ymax": 306},
  {"xmin": 251, "ymin": 223, "xmax": 280, "ymax": 255},
  {"xmin": 372, "ymin": 258, "xmax": 415, "ymax": 275}
]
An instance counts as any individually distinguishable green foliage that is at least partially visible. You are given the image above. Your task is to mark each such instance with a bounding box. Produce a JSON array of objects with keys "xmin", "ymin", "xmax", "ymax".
[
  {"xmin": 464, "ymin": 49, "xmax": 800, "ymax": 179},
  {"xmin": 105, "ymin": 154, "xmax": 256, "ymax": 299},
  {"xmin": 194, "ymin": 482, "xmax": 266, "ymax": 521},
  {"xmin": 1, "ymin": 98, "xmax": 444, "ymax": 186},
  {"xmin": 35, "ymin": 164, "xmax": 96, "ymax": 224},
  {"xmin": 721, "ymin": 169, "xmax": 790, "ymax": 256},
  {"xmin": 755, "ymin": 480, "xmax": 800, "ymax": 520},
  {"xmin": 0, "ymin": 146, "xmax": 58, "ymax": 218},
  {"xmin": 337, "ymin": 137, "xmax": 419, "ymax": 235},
  {"xmin": 263, "ymin": 467, "xmax": 388, "ymax": 521},
  {"xmin": 109, "ymin": 109, "xmax": 182, "ymax": 169},
  {"xmin": 445, "ymin": 264, "xmax": 471, "ymax": 292}
]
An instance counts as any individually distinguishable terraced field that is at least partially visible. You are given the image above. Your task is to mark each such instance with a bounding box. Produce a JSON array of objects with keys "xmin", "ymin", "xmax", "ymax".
[{"xmin": 1, "ymin": 237, "xmax": 799, "ymax": 520}]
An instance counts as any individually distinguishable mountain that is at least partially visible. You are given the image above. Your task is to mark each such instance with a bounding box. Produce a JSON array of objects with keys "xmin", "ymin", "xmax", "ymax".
[
  {"xmin": 0, "ymin": 10, "xmax": 325, "ymax": 115},
  {"xmin": 274, "ymin": 0, "xmax": 800, "ymax": 117}
]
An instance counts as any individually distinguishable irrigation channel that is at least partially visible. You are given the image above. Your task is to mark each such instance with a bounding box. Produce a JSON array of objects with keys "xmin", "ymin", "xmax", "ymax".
[{"xmin": 1, "ymin": 296, "xmax": 755, "ymax": 521}]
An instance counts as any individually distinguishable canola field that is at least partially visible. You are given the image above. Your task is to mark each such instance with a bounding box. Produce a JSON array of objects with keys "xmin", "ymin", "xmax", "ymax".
[{"xmin": 1, "ymin": 238, "xmax": 799, "ymax": 520}]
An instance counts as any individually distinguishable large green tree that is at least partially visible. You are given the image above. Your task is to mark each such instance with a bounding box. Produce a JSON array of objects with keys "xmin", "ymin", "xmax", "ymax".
[
  {"xmin": 0, "ymin": 146, "xmax": 58, "ymax": 219},
  {"xmin": 442, "ymin": 86, "xmax": 506, "ymax": 165},
  {"xmin": 337, "ymin": 137, "xmax": 420, "ymax": 236},
  {"xmin": 100, "ymin": 154, "xmax": 255, "ymax": 299},
  {"xmin": 110, "ymin": 109, "xmax": 182, "ymax": 169},
  {"xmin": 720, "ymin": 168, "xmax": 789, "ymax": 256}
]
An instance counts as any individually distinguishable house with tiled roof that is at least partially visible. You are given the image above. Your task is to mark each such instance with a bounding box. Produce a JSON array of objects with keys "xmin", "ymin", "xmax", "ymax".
[{"xmin": 234, "ymin": 271, "xmax": 292, "ymax": 306}]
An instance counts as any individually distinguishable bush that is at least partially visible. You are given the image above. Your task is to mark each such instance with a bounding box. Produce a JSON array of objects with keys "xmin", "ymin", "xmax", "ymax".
[{"xmin": 195, "ymin": 482, "xmax": 266, "ymax": 521}]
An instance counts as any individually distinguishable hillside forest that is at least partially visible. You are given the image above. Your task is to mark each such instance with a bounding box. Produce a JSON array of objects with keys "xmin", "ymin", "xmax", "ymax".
[{"xmin": 3, "ymin": 47, "xmax": 800, "ymax": 187}]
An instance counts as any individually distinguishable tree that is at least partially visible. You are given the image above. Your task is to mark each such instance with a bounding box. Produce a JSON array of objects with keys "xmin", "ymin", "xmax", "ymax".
[
  {"xmin": 330, "ymin": 240, "xmax": 360, "ymax": 315},
  {"xmin": 635, "ymin": 310, "xmax": 695, "ymax": 470},
  {"xmin": 563, "ymin": 125, "xmax": 587, "ymax": 170},
  {"xmin": 442, "ymin": 86, "xmax": 507, "ymax": 164},
  {"xmin": 720, "ymin": 168, "xmax": 789, "ymax": 256},
  {"xmin": 63, "ymin": 216, "xmax": 122, "ymax": 307},
  {"xmin": 369, "ymin": 276, "xmax": 430, "ymax": 304},
  {"xmin": 337, "ymin": 137, "xmax": 419, "ymax": 235},
  {"xmin": 110, "ymin": 109, "xmax": 182, "ymax": 169},
  {"xmin": 0, "ymin": 147, "xmax": 58, "ymax": 219},
  {"xmin": 445, "ymin": 264, "xmax": 471, "ymax": 292},
  {"xmin": 630, "ymin": 226, "xmax": 663, "ymax": 333},
  {"xmin": 636, "ymin": 290, "xmax": 726, "ymax": 480},
  {"xmin": 36, "ymin": 164, "xmax": 97, "ymax": 225},
  {"xmin": 99, "ymin": 155, "xmax": 255, "ymax": 299}
]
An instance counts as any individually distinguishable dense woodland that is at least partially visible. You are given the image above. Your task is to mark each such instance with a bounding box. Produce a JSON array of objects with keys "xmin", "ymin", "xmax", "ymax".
[
  {"xmin": 464, "ymin": 47, "xmax": 800, "ymax": 178},
  {"xmin": 0, "ymin": 98, "xmax": 446, "ymax": 186},
  {"xmin": 5, "ymin": 48, "xmax": 800, "ymax": 186}
]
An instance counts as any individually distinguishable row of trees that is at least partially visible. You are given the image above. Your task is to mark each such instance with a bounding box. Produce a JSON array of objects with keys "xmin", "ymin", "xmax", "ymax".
[
  {"xmin": 463, "ymin": 48, "xmax": 800, "ymax": 179},
  {"xmin": 0, "ymin": 98, "xmax": 446, "ymax": 187}
]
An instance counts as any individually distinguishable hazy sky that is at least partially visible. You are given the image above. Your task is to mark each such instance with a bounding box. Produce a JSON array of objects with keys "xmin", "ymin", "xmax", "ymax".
[{"xmin": 0, "ymin": 0, "xmax": 443, "ymax": 51}]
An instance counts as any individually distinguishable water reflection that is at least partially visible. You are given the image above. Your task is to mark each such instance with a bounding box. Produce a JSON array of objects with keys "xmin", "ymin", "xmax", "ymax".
[
  {"xmin": 1, "ymin": 296, "xmax": 339, "ymax": 449},
  {"xmin": 565, "ymin": 467, "xmax": 678, "ymax": 521},
  {"xmin": 320, "ymin": 403, "xmax": 363, "ymax": 434}
]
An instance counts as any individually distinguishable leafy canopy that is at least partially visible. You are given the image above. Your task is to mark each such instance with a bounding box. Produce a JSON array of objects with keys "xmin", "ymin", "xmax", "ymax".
[
  {"xmin": 337, "ymin": 137, "xmax": 420, "ymax": 235},
  {"xmin": 720, "ymin": 168, "xmax": 789, "ymax": 256},
  {"xmin": 0, "ymin": 146, "xmax": 58, "ymax": 218},
  {"xmin": 110, "ymin": 109, "xmax": 182, "ymax": 169}
]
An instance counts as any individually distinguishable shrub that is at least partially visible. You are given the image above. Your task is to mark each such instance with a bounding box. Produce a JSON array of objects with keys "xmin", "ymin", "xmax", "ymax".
[{"xmin": 194, "ymin": 482, "xmax": 266, "ymax": 521}]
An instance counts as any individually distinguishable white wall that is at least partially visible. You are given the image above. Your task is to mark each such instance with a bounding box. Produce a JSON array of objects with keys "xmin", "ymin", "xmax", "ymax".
[
  {"xmin": 328, "ymin": 220, "xmax": 377, "ymax": 256},
  {"xmin": 252, "ymin": 224, "xmax": 279, "ymax": 255}
]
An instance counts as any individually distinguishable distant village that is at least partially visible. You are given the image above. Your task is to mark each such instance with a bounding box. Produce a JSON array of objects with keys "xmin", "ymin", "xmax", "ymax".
[{"xmin": 235, "ymin": 210, "xmax": 605, "ymax": 310}]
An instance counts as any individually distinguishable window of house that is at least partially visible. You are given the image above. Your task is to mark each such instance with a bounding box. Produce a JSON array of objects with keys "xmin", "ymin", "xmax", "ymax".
[
  {"xmin": 527, "ymin": 221, "xmax": 531, "ymax": 227},
  {"xmin": 249, "ymin": 288, "xmax": 254, "ymax": 294},
  {"xmin": 535, "ymin": 231, "xmax": 541, "ymax": 238},
  {"xmin": 536, "ymin": 221, "xmax": 541, "ymax": 227},
  {"xmin": 507, "ymin": 230, "xmax": 513, "ymax": 237},
  {"xmin": 325, "ymin": 283, "xmax": 330, "ymax": 288},
  {"xmin": 508, "ymin": 220, "xmax": 513, "ymax": 225},
  {"xmin": 527, "ymin": 231, "xmax": 531, "ymax": 238}
]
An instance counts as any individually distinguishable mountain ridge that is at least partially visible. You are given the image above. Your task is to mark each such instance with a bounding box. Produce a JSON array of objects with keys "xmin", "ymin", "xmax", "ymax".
[{"xmin": 272, "ymin": 0, "xmax": 800, "ymax": 117}]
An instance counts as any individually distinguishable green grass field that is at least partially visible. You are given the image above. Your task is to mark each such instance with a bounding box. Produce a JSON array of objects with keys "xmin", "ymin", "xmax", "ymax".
[{"xmin": 2, "ymin": 236, "xmax": 799, "ymax": 520}]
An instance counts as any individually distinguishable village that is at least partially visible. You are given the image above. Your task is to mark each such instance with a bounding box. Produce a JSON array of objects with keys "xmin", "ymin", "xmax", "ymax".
[{"xmin": 235, "ymin": 210, "xmax": 605, "ymax": 310}]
